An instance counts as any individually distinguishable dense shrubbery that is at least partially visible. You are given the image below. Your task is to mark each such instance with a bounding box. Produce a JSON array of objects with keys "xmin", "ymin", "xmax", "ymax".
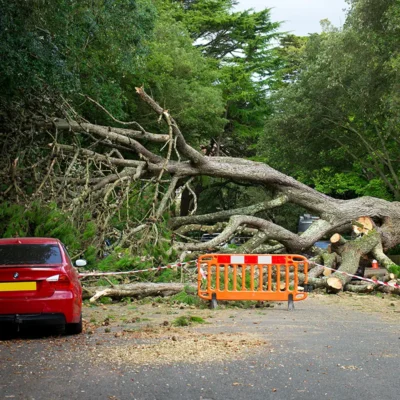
[
  {"xmin": 0, "ymin": 200, "xmax": 180, "ymax": 270},
  {"xmin": 0, "ymin": 0, "xmax": 156, "ymax": 121}
]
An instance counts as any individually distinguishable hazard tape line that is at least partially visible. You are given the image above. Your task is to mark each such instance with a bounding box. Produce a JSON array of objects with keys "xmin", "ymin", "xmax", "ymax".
[
  {"xmin": 78, "ymin": 260, "xmax": 196, "ymax": 278},
  {"xmin": 310, "ymin": 261, "xmax": 400, "ymax": 289},
  {"xmin": 198, "ymin": 257, "xmax": 400, "ymax": 288},
  {"xmin": 78, "ymin": 255, "xmax": 399, "ymax": 290}
]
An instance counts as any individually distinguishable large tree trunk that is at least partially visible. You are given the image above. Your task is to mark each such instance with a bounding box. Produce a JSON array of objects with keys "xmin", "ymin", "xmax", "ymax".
[{"xmin": 326, "ymin": 231, "xmax": 380, "ymax": 292}]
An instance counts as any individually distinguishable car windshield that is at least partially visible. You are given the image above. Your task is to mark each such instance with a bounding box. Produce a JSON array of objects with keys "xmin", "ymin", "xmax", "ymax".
[{"xmin": 0, "ymin": 244, "xmax": 62, "ymax": 265}]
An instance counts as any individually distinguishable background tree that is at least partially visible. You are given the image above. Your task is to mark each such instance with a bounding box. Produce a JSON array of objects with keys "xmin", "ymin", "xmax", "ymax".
[
  {"xmin": 261, "ymin": 0, "xmax": 400, "ymax": 201},
  {"xmin": 157, "ymin": 0, "xmax": 283, "ymax": 217},
  {"xmin": 170, "ymin": 0, "xmax": 281, "ymax": 157},
  {"xmin": 134, "ymin": 8, "xmax": 226, "ymax": 144},
  {"xmin": 0, "ymin": 0, "xmax": 156, "ymax": 121}
]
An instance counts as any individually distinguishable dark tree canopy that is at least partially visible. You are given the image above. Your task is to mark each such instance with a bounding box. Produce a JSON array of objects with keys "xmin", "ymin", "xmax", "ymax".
[{"xmin": 262, "ymin": 0, "xmax": 400, "ymax": 201}]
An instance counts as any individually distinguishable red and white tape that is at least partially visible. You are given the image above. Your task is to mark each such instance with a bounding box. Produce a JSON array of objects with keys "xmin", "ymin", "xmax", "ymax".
[
  {"xmin": 199, "ymin": 267, "xmax": 207, "ymax": 280},
  {"xmin": 312, "ymin": 262, "xmax": 400, "ymax": 289},
  {"xmin": 217, "ymin": 255, "xmax": 400, "ymax": 290},
  {"xmin": 78, "ymin": 254, "xmax": 399, "ymax": 291},
  {"xmin": 78, "ymin": 260, "xmax": 195, "ymax": 278}
]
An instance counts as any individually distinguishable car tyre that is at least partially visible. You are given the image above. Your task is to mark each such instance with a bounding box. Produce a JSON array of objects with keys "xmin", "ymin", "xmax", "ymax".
[
  {"xmin": 52, "ymin": 324, "xmax": 66, "ymax": 336},
  {"xmin": 66, "ymin": 314, "xmax": 82, "ymax": 335}
]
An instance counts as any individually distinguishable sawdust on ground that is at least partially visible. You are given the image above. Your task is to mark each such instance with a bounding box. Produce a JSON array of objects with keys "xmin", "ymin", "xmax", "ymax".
[
  {"xmin": 83, "ymin": 300, "xmax": 271, "ymax": 365},
  {"xmin": 311, "ymin": 292, "xmax": 400, "ymax": 321},
  {"xmin": 97, "ymin": 329, "xmax": 268, "ymax": 366},
  {"xmin": 82, "ymin": 292, "xmax": 400, "ymax": 366}
]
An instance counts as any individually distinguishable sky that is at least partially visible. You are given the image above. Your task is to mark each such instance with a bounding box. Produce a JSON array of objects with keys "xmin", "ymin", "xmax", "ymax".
[{"xmin": 235, "ymin": 0, "xmax": 348, "ymax": 36}]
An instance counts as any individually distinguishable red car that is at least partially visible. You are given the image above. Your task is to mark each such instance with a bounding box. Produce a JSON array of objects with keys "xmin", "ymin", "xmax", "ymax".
[{"xmin": 0, "ymin": 237, "xmax": 85, "ymax": 335}]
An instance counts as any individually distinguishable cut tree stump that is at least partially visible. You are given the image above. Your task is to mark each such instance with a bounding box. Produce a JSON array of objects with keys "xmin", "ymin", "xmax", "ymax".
[
  {"xmin": 352, "ymin": 216, "xmax": 374, "ymax": 235},
  {"xmin": 326, "ymin": 276, "xmax": 343, "ymax": 291},
  {"xmin": 330, "ymin": 233, "xmax": 347, "ymax": 245},
  {"xmin": 326, "ymin": 230, "xmax": 380, "ymax": 292}
]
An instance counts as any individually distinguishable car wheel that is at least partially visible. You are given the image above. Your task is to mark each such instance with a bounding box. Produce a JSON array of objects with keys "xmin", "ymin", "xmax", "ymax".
[
  {"xmin": 66, "ymin": 314, "xmax": 82, "ymax": 335},
  {"xmin": 52, "ymin": 324, "xmax": 66, "ymax": 336}
]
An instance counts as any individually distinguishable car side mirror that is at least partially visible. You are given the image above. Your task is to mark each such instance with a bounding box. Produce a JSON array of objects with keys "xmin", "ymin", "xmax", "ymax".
[{"xmin": 75, "ymin": 259, "xmax": 87, "ymax": 267}]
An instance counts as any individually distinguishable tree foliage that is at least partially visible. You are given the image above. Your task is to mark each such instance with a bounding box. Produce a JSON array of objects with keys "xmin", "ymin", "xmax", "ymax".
[
  {"xmin": 0, "ymin": 0, "xmax": 156, "ymax": 121},
  {"xmin": 170, "ymin": 0, "xmax": 282, "ymax": 157},
  {"xmin": 262, "ymin": 0, "xmax": 400, "ymax": 200},
  {"xmin": 135, "ymin": 8, "xmax": 226, "ymax": 143}
]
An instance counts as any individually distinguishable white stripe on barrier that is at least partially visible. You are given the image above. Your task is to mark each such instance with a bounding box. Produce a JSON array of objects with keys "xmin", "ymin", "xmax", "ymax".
[
  {"xmin": 258, "ymin": 255, "xmax": 272, "ymax": 264},
  {"xmin": 231, "ymin": 255, "xmax": 244, "ymax": 264}
]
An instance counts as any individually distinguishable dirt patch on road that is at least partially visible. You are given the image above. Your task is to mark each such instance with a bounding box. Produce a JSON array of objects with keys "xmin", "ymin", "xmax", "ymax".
[
  {"xmin": 311, "ymin": 292, "xmax": 400, "ymax": 321},
  {"xmin": 80, "ymin": 292, "xmax": 400, "ymax": 366},
  {"xmin": 97, "ymin": 330, "xmax": 267, "ymax": 366},
  {"xmin": 82, "ymin": 301, "xmax": 269, "ymax": 365},
  {"xmin": 83, "ymin": 293, "xmax": 400, "ymax": 332}
]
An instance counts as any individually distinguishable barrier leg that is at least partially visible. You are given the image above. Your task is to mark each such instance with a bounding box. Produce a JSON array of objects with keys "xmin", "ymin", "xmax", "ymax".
[
  {"xmin": 288, "ymin": 294, "xmax": 294, "ymax": 311},
  {"xmin": 210, "ymin": 293, "xmax": 218, "ymax": 309}
]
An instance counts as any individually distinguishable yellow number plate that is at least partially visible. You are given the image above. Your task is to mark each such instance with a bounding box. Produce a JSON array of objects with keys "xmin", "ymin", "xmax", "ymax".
[{"xmin": 0, "ymin": 282, "xmax": 37, "ymax": 292}]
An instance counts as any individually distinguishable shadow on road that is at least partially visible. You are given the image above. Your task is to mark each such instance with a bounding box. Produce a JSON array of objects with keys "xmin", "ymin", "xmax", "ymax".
[{"xmin": 0, "ymin": 324, "xmax": 66, "ymax": 340}]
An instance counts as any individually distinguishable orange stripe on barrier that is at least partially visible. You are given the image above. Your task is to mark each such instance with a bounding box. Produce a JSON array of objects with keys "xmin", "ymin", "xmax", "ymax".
[{"xmin": 197, "ymin": 254, "xmax": 308, "ymax": 306}]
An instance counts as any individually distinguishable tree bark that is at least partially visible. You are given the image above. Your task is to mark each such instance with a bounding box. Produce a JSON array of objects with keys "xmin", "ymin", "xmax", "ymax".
[
  {"xmin": 330, "ymin": 233, "xmax": 347, "ymax": 246},
  {"xmin": 327, "ymin": 231, "xmax": 380, "ymax": 292},
  {"xmin": 83, "ymin": 283, "xmax": 196, "ymax": 302}
]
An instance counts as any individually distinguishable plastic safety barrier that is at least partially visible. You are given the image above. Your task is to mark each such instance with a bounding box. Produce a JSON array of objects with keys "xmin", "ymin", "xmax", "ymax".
[{"xmin": 197, "ymin": 254, "xmax": 309, "ymax": 310}]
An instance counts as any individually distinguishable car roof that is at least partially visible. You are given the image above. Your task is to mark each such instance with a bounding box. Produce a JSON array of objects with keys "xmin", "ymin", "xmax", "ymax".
[{"xmin": 0, "ymin": 237, "xmax": 61, "ymax": 245}]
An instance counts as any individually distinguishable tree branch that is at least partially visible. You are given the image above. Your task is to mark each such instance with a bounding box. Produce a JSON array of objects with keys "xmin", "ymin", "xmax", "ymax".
[
  {"xmin": 170, "ymin": 194, "xmax": 288, "ymax": 228},
  {"xmin": 135, "ymin": 87, "xmax": 206, "ymax": 165},
  {"xmin": 52, "ymin": 119, "xmax": 169, "ymax": 143}
]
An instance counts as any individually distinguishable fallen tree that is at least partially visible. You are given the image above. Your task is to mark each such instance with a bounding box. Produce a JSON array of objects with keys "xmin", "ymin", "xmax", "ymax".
[
  {"xmin": 3, "ymin": 88, "xmax": 400, "ymax": 293},
  {"xmin": 83, "ymin": 282, "xmax": 194, "ymax": 302}
]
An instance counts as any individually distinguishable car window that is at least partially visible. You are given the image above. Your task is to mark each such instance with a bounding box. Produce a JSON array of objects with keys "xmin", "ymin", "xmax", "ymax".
[{"xmin": 0, "ymin": 244, "xmax": 62, "ymax": 265}]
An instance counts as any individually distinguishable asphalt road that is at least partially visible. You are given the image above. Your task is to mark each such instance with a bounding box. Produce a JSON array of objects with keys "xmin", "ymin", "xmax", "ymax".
[{"xmin": 1, "ymin": 296, "xmax": 399, "ymax": 400}]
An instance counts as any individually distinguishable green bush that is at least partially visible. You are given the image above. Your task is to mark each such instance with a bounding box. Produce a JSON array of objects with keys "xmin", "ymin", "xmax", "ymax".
[
  {"xmin": 99, "ymin": 297, "xmax": 113, "ymax": 304},
  {"xmin": 388, "ymin": 264, "xmax": 400, "ymax": 278},
  {"xmin": 154, "ymin": 268, "xmax": 181, "ymax": 283},
  {"xmin": 172, "ymin": 315, "xmax": 205, "ymax": 327},
  {"xmin": 0, "ymin": 201, "xmax": 81, "ymax": 250},
  {"xmin": 0, "ymin": 201, "xmax": 100, "ymax": 265},
  {"xmin": 171, "ymin": 287, "xmax": 200, "ymax": 306}
]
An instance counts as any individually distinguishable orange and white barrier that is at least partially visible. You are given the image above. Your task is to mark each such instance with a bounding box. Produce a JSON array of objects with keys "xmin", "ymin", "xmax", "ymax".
[{"xmin": 198, "ymin": 254, "xmax": 309, "ymax": 310}]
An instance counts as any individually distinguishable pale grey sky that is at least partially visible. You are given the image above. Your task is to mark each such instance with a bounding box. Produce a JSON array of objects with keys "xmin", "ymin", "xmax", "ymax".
[{"xmin": 235, "ymin": 0, "xmax": 348, "ymax": 36}]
